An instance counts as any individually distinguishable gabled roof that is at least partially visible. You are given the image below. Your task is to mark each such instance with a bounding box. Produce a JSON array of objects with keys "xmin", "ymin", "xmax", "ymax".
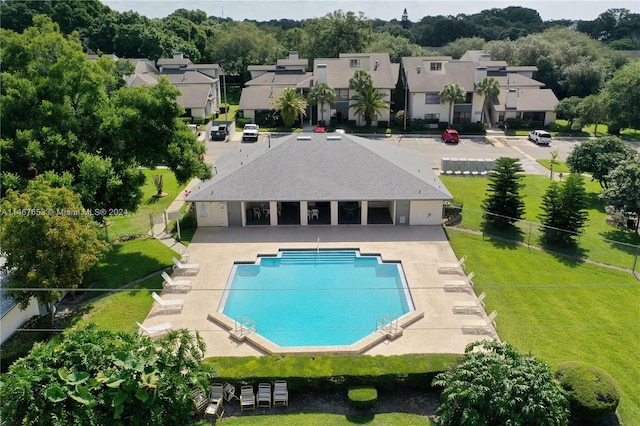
[
  {"xmin": 176, "ymin": 85, "xmax": 212, "ymax": 109},
  {"xmin": 162, "ymin": 70, "xmax": 217, "ymax": 85},
  {"xmin": 402, "ymin": 58, "xmax": 477, "ymax": 93},
  {"xmin": 245, "ymin": 71, "xmax": 313, "ymax": 88},
  {"xmin": 127, "ymin": 72, "xmax": 159, "ymax": 87},
  {"xmin": 494, "ymin": 74, "xmax": 544, "ymax": 88},
  {"xmin": 187, "ymin": 134, "xmax": 452, "ymax": 202},
  {"xmin": 493, "ymin": 88, "xmax": 559, "ymax": 112},
  {"xmin": 313, "ymin": 53, "xmax": 399, "ymax": 89},
  {"xmin": 239, "ymin": 86, "xmax": 287, "ymax": 111}
]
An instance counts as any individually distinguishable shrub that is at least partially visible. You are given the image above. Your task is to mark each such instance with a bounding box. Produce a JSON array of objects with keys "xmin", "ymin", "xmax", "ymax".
[
  {"xmin": 460, "ymin": 122, "xmax": 485, "ymax": 134},
  {"xmin": 347, "ymin": 119, "xmax": 357, "ymax": 127},
  {"xmin": 377, "ymin": 120, "xmax": 388, "ymax": 128},
  {"xmin": 236, "ymin": 117, "xmax": 252, "ymax": 128},
  {"xmin": 218, "ymin": 103, "xmax": 229, "ymax": 113},
  {"xmin": 411, "ymin": 118, "xmax": 429, "ymax": 131},
  {"xmin": 393, "ymin": 110, "xmax": 404, "ymax": 127},
  {"xmin": 438, "ymin": 121, "xmax": 449, "ymax": 130},
  {"xmin": 0, "ymin": 315, "xmax": 55, "ymax": 373},
  {"xmin": 555, "ymin": 361, "xmax": 620, "ymax": 420},
  {"xmin": 348, "ymin": 386, "xmax": 378, "ymax": 409}
]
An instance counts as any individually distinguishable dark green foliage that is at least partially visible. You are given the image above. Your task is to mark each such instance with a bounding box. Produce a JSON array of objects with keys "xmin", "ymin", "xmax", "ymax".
[
  {"xmin": 433, "ymin": 341, "xmax": 569, "ymax": 426},
  {"xmin": 206, "ymin": 354, "xmax": 461, "ymax": 392},
  {"xmin": 539, "ymin": 174, "xmax": 589, "ymax": 244},
  {"xmin": 555, "ymin": 361, "xmax": 620, "ymax": 420},
  {"xmin": 236, "ymin": 117, "xmax": 253, "ymax": 128},
  {"xmin": 348, "ymin": 387, "xmax": 378, "ymax": 409},
  {"xmin": 0, "ymin": 315, "xmax": 54, "ymax": 373},
  {"xmin": 0, "ymin": 326, "xmax": 214, "ymax": 426},
  {"xmin": 458, "ymin": 122, "xmax": 485, "ymax": 134},
  {"xmin": 482, "ymin": 157, "xmax": 526, "ymax": 227},
  {"xmin": 377, "ymin": 120, "xmax": 389, "ymax": 128},
  {"xmin": 566, "ymin": 136, "xmax": 636, "ymax": 188}
]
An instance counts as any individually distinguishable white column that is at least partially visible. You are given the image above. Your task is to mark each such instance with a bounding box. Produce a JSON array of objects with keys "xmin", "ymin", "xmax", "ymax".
[
  {"xmin": 269, "ymin": 201, "xmax": 278, "ymax": 226},
  {"xmin": 330, "ymin": 201, "xmax": 338, "ymax": 226},
  {"xmin": 360, "ymin": 200, "xmax": 368, "ymax": 225},
  {"xmin": 241, "ymin": 201, "xmax": 247, "ymax": 226},
  {"xmin": 300, "ymin": 201, "xmax": 308, "ymax": 226}
]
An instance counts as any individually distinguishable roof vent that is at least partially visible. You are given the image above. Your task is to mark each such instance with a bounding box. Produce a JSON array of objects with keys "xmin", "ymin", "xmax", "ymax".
[
  {"xmin": 417, "ymin": 66, "xmax": 421, "ymax": 74},
  {"xmin": 327, "ymin": 136, "xmax": 342, "ymax": 140},
  {"xmin": 374, "ymin": 60, "xmax": 379, "ymax": 71},
  {"xmin": 297, "ymin": 136, "xmax": 312, "ymax": 141}
]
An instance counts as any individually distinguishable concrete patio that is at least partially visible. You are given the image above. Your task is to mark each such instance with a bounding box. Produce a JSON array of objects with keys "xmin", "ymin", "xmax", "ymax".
[{"xmin": 143, "ymin": 225, "xmax": 498, "ymax": 357}]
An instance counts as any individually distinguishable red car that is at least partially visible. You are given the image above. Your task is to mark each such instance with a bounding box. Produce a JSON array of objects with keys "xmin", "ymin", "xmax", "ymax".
[
  {"xmin": 314, "ymin": 126, "xmax": 327, "ymax": 133},
  {"xmin": 441, "ymin": 129, "xmax": 459, "ymax": 143}
]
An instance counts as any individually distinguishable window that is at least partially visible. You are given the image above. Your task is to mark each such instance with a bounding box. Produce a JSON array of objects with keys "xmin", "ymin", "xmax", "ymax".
[
  {"xmin": 349, "ymin": 59, "xmax": 359, "ymax": 68},
  {"xmin": 425, "ymin": 94, "xmax": 440, "ymax": 104},
  {"xmin": 336, "ymin": 89, "xmax": 349, "ymax": 100},
  {"xmin": 424, "ymin": 113, "xmax": 440, "ymax": 124},
  {"xmin": 430, "ymin": 62, "xmax": 442, "ymax": 71},
  {"xmin": 453, "ymin": 111, "xmax": 472, "ymax": 124},
  {"xmin": 464, "ymin": 92, "xmax": 473, "ymax": 103}
]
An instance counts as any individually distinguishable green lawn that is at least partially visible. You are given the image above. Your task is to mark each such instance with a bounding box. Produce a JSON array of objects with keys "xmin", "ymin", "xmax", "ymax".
[
  {"xmin": 84, "ymin": 238, "xmax": 176, "ymax": 292},
  {"xmin": 105, "ymin": 168, "xmax": 184, "ymax": 241},
  {"xmin": 440, "ymin": 174, "xmax": 640, "ymax": 271},
  {"xmin": 197, "ymin": 413, "xmax": 434, "ymax": 425},
  {"xmin": 73, "ymin": 274, "xmax": 163, "ymax": 332},
  {"xmin": 537, "ymin": 159, "xmax": 571, "ymax": 174},
  {"xmin": 446, "ymin": 230, "xmax": 640, "ymax": 424}
]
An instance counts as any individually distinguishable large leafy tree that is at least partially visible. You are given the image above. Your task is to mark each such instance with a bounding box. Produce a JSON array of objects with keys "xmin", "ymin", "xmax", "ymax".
[
  {"xmin": 308, "ymin": 82, "xmax": 336, "ymax": 124},
  {"xmin": 554, "ymin": 96, "xmax": 582, "ymax": 130},
  {"xmin": 539, "ymin": 174, "xmax": 589, "ymax": 244},
  {"xmin": 439, "ymin": 83, "xmax": 466, "ymax": 126},
  {"xmin": 0, "ymin": 179, "xmax": 108, "ymax": 325},
  {"xmin": 364, "ymin": 32, "xmax": 424, "ymax": 63},
  {"xmin": 482, "ymin": 157, "xmax": 526, "ymax": 227},
  {"xmin": 601, "ymin": 158, "xmax": 640, "ymax": 232},
  {"xmin": 1, "ymin": 18, "xmax": 210, "ymax": 215},
  {"xmin": 601, "ymin": 59, "xmax": 640, "ymax": 133},
  {"xmin": 301, "ymin": 10, "xmax": 373, "ymax": 59},
  {"xmin": 578, "ymin": 94, "xmax": 607, "ymax": 135},
  {"xmin": 433, "ymin": 340, "xmax": 569, "ymax": 426},
  {"xmin": 566, "ymin": 136, "xmax": 636, "ymax": 188},
  {"xmin": 271, "ymin": 88, "xmax": 308, "ymax": 128},
  {"xmin": 0, "ymin": 326, "xmax": 214, "ymax": 425},
  {"xmin": 348, "ymin": 69, "xmax": 374, "ymax": 94},
  {"xmin": 349, "ymin": 87, "xmax": 390, "ymax": 127},
  {"xmin": 475, "ymin": 77, "xmax": 500, "ymax": 125}
]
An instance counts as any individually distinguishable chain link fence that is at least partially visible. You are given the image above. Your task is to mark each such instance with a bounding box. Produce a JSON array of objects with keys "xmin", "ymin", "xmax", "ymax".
[{"xmin": 444, "ymin": 206, "xmax": 640, "ymax": 275}]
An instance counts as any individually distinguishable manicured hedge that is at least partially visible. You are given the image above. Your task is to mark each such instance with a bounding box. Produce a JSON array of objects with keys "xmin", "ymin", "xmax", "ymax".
[
  {"xmin": 205, "ymin": 354, "xmax": 461, "ymax": 392},
  {"xmin": 555, "ymin": 361, "xmax": 621, "ymax": 420},
  {"xmin": 348, "ymin": 386, "xmax": 378, "ymax": 409}
]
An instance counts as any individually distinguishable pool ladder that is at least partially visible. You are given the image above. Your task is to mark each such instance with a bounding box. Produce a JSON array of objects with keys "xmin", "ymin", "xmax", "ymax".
[
  {"xmin": 234, "ymin": 316, "xmax": 256, "ymax": 337},
  {"xmin": 376, "ymin": 314, "xmax": 399, "ymax": 338}
]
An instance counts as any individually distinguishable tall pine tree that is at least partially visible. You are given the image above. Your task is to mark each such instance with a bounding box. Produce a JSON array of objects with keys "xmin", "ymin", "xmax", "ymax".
[
  {"xmin": 539, "ymin": 174, "xmax": 588, "ymax": 244},
  {"xmin": 482, "ymin": 157, "xmax": 525, "ymax": 227}
]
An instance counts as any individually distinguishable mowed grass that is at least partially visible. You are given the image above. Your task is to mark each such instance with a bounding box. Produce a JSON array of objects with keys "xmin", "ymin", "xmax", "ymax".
[
  {"xmin": 73, "ymin": 274, "xmax": 163, "ymax": 333},
  {"xmin": 198, "ymin": 413, "xmax": 434, "ymax": 425},
  {"xmin": 105, "ymin": 168, "xmax": 183, "ymax": 240},
  {"xmin": 440, "ymin": 174, "xmax": 640, "ymax": 270},
  {"xmin": 446, "ymin": 230, "xmax": 640, "ymax": 423},
  {"xmin": 84, "ymin": 238, "xmax": 175, "ymax": 291},
  {"xmin": 537, "ymin": 159, "xmax": 571, "ymax": 174}
]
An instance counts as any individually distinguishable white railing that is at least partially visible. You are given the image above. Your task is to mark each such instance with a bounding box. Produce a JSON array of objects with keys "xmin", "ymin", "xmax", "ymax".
[
  {"xmin": 234, "ymin": 316, "xmax": 256, "ymax": 337},
  {"xmin": 376, "ymin": 314, "xmax": 398, "ymax": 337}
]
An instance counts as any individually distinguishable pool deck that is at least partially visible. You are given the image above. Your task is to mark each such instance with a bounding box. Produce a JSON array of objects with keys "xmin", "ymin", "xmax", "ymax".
[{"xmin": 143, "ymin": 225, "xmax": 498, "ymax": 357}]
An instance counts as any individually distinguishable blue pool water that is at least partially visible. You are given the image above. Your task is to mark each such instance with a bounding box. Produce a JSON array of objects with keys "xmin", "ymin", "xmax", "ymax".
[{"xmin": 221, "ymin": 250, "xmax": 413, "ymax": 347}]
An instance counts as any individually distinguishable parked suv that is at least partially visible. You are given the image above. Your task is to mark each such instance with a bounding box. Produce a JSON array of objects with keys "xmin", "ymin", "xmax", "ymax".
[
  {"xmin": 528, "ymin": 130, "xmax": 551, "ymax": 145},
  {"xmin": 242, "ymin": 123, "xmax": 259, "ymax": 142},
  {"xmin": 441, "ymin": 129, "xmax": 460, "ymax": 144}
]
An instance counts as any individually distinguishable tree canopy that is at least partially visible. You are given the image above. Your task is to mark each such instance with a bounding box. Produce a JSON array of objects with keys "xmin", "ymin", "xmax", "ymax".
[
  {"xmin": 0, "ymin": 179, "xmax": 108, "ymax": 324},
  {"xmin": 566, "ymin": 136, "xmax": 636, "ymax": 188},
  {"xmin": 271, "ymin": 88, "xmax": 308, "ymax": 128},
  {"xmin": 439, "ymin": 83, "xmax": 466, "ymax": 125},
  {"xmin": 0, "ymin": 326, "xmax": 214, "ymax": 425},
  {"xmin": 601, "ymin": 158, "xmax": 640, "ymax": 232},
  {"xmin": 539, "ymin": 174, "xmax": 589, "ymax": 244},
  {"xmin": 433, "ymin": 340, "xmax": 569, "ymax": 425},
  {"xmin": 482, "ymin": 157, "xmax": 526, "ymax": 227}
]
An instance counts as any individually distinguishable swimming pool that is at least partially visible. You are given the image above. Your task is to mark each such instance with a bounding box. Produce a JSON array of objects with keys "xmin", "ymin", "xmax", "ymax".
[{"xmin": 219, "ymin": 249, "xmax": 414, "ymax": 347}]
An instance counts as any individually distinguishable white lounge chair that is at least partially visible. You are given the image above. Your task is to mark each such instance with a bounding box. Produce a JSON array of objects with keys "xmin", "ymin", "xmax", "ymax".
[
  {"xmin": 240, "ymin": 386, "xmax": 255, "ymax": 411},
  {"xmin": 161, "ymin": 271, "xmax": 192, "ymax": 289},
  {"xmin": 273, "ymin": 380, "xmax": 288, "ymax": 407},
  {"xmin": 136, "ymin": 321, "xmax": 172, "ymax": 338},
  {"xmin": 223, "ymin": 383, "xmax": 238, "ymax": 402},
  {"xmin": 151, "ymin": 292, "xmax": 184, "ymax": 314},
  {"xmin": 438, "ymin": 255, "xmax": 467, "ymax": 274},
  {"xmin": 172, "ymin": 257, "xmax": 200, "ymax": 274},
  {"xmin": 462, "ymin": 310, "xmax": 498, "ymax": 335},
  {"xmin": 444, "ymin": 272, "xmax": 475, "ymax": 292},
  {"xmin": 257, "ymin": 383, "xmax": 271, "ymax": 408},
  {"xmin": 453, "ymin": 292, "xmax": 486, "ymax": 314}
]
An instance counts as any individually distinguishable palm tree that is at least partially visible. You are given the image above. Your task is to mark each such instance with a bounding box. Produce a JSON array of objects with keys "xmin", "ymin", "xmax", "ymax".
[
  {"xmin": 439, "ymin": 83, "xmax": 466, "ymax": 126},
  {"xmin": 271, "ymin": 88, "xmax": 308, "ymax": 128},
  {"xmin": 348, "ymin": 69, "xmax": 373, "ymax": 94},
  {"xmin": 309, "ymin": 83, "xmax": 336, "ymax": 125},
  {"xmin": 349, "ymin": 87, "xmax": 390, "ymax": 127},
  {"xmin": 475, "ymin": 77, "xmax": 500, "ymax": 125}
]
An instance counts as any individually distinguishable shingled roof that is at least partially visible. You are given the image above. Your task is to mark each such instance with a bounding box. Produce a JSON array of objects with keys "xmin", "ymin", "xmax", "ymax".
[{"xmin": 187, "ymin": 134, "xmax": 452, "ymax": 202}]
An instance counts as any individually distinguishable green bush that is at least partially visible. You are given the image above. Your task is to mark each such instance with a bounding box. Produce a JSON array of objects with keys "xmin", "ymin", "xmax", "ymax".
[
  {"xmin": 377, "ymin": 120, "xmax": 389, "ymax": 128},
  {"xmin": 219, "ymin": 103, "xmax": 230, "ymax": 113},
  {"xmin": 236, "ymin": 117, "xmax": 252, "ymax": 128},
  {"xmin": 555, "ymin": 361, "xmax": 621, "ymax": 420},
  {"xmin": 206, "ymin": 354, "xmax": 460, "ymax": 392},
  {"xmin": 438, "ymin": 122, "xmax": 449, "ymax": 130},
  {"xmin": 347, "ymin": 119, "xmax": 357, "ymax": 127},
  {"xmin": 348, "ymin": 386, "xmax": 378, "ymax": 409},
  {"xmin": 459, "ymin": 122, "xmax": 486, "ymax": 134}
]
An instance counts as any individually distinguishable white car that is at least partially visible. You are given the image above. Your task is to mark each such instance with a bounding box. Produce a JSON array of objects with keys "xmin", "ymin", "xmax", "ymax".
[
  {"xmin": 242, "ymin": 123, "xmax": 259, "ymax": 142},
  {"xmin": 528, "ymin": 130, "xmax": 551, "ymax": 145}
]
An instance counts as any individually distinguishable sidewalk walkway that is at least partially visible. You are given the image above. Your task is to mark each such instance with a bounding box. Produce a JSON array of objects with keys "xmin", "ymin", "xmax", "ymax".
[{"xmin": 149, "ymin": 178, "xmax": 201, "ymax": 254}]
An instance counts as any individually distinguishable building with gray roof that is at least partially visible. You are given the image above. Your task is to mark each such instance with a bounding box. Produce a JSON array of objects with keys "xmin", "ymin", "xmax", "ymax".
[{"xmin": 187, "ymin": 133, "xmax": 452, "ymax": 227}]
